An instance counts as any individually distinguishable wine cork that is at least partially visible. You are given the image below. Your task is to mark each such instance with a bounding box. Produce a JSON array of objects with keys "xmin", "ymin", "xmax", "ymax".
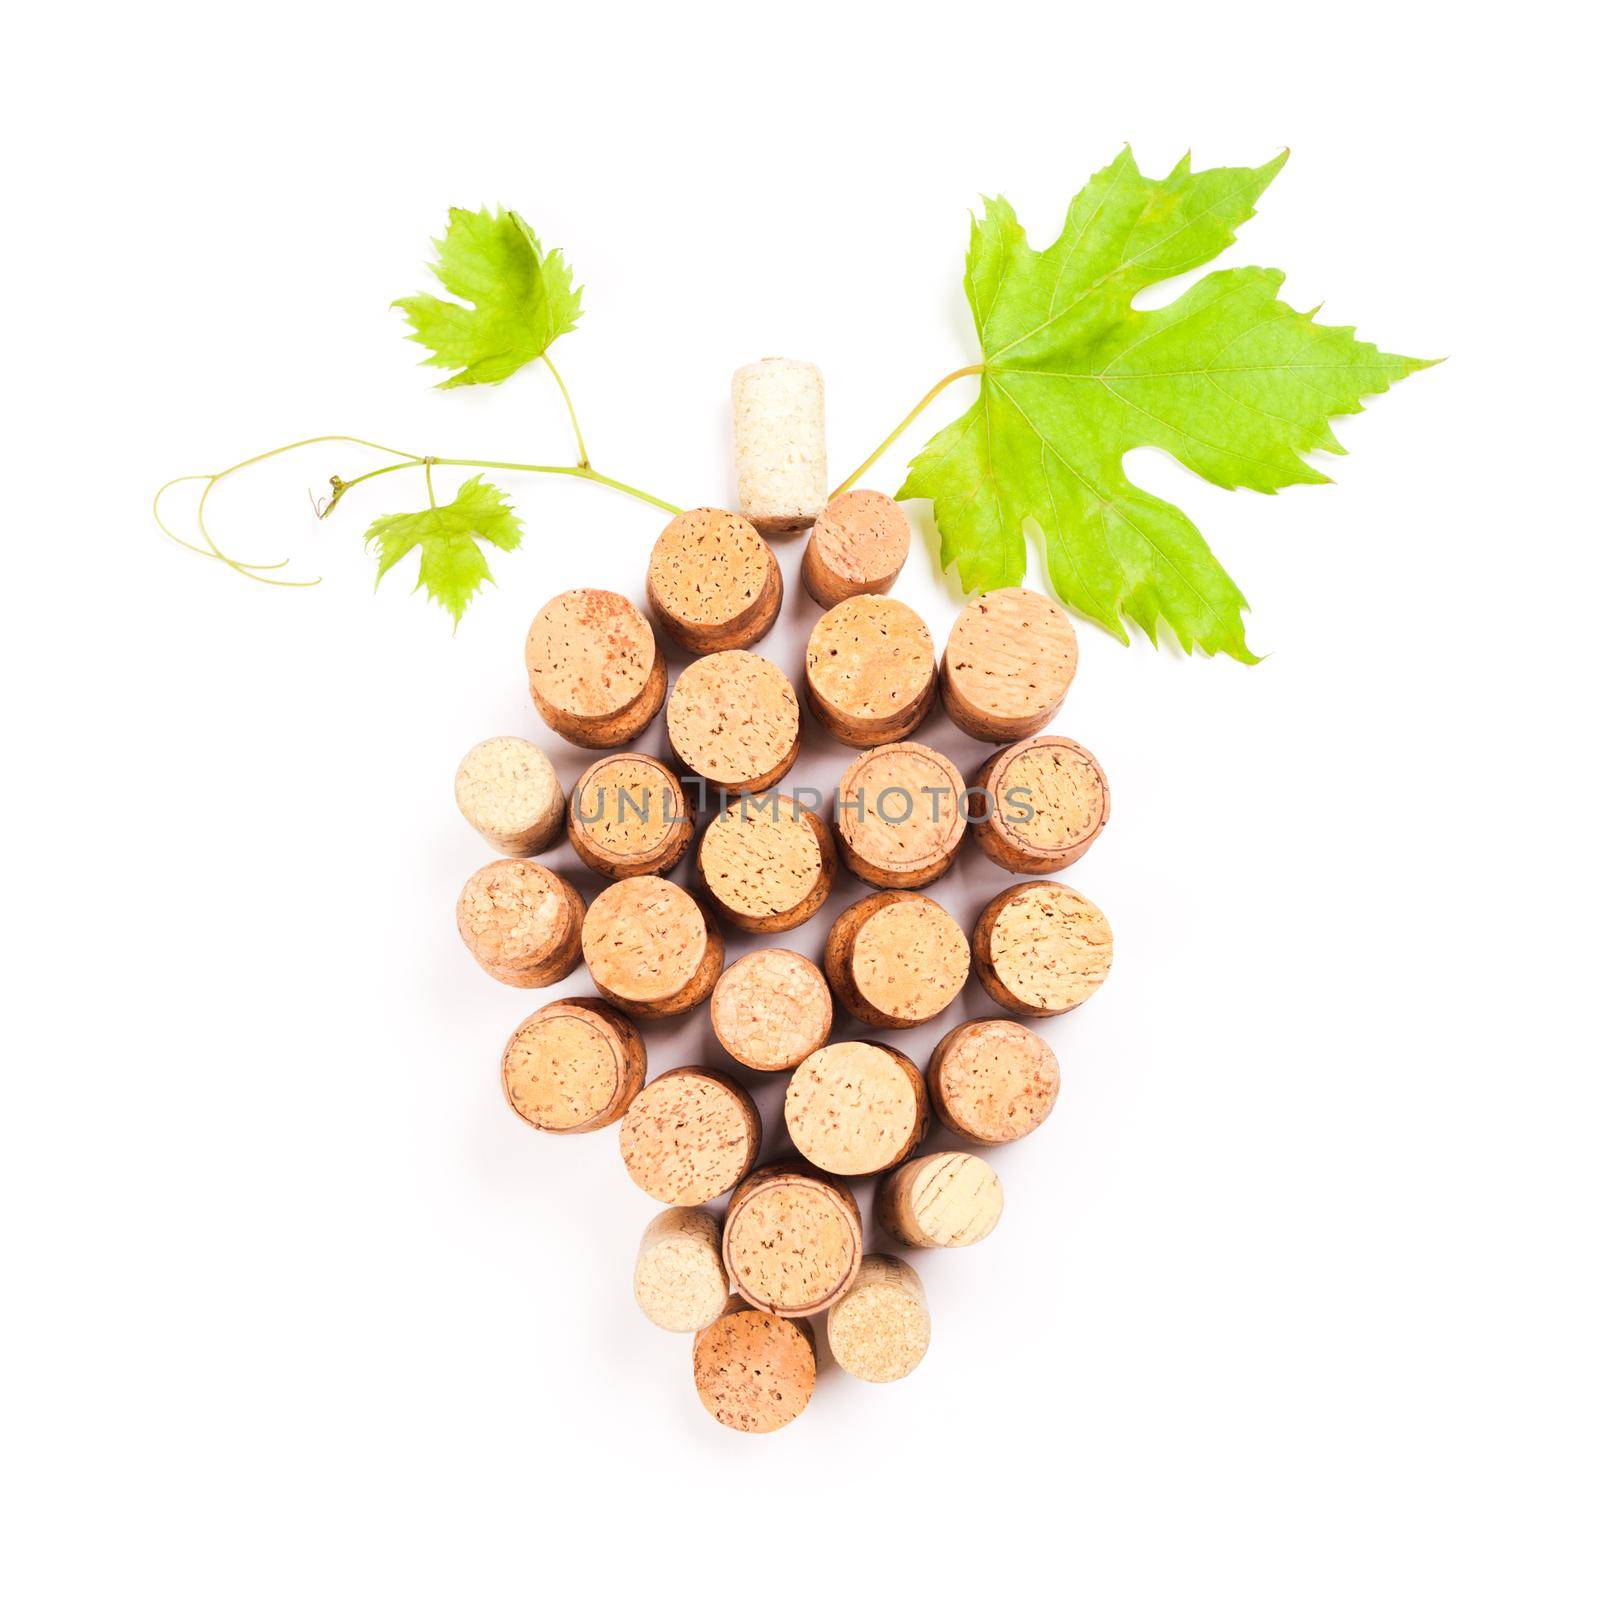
[
  {"xmin": 581, "ymin": 877, "xmax": 724, "ymax": 1017},
  {"xmin": 877, "ymin": 1152, "xmax": 1003, "ymax": 1249},
  {"xmin": 501, "ymin": 997, "xmax": 646, "ymax": 1134},
  {"xmin": 834, "ymin": 741, "xmax": 968, "ymax": 889},
  {"xmin": 693, "ymin": 1299, "xmax": 817, "ymax": 1433},
  {"xmin": 801, "ymin": 490, "xmax": 911, "ymax": 608},
  {"xmin": 928, "ymin": 1018, "xmax": 1060, "ymax": 1145},
  {"xmin": 646, "ymin": 506, "xmax": 782, "ymax": 653},
  {"xmin": 567, "ymin": 753, "xmax": 693, "ymax": 880},
  {"xmin": 619, "ymin": 1067, "xmax": 761, "ymax": 1205},
  {"xmin": 696, "ymin": 793, "xmax": 836, "ymax": 933},
  {"xmin": 822, "ymin": 891, "xmax": 971, "ymax": 1030},
  {"xmin": 825, "ymin": 1255, "xmax": 930, "ymax": 1383},
  {"xmin": 974, "ymin": 881, "xmax": 1113, "ymax": 1017},
  {"xmin": 711, "ymin": 949, "xmax": 833, "ymax": 1073},
  {"xmin": 666, "ymin": 650, "xmax": 801, "ymax": 795},
  {"xmin": 804, "ymin": 594, "xmax": 937, "ymax": 747},
  {"xmin": 723, "ymin": 1164, "xmax": 863, "ymax": 1317},
  {"xmin": 784, "ymin": 1041, "xmax": 929, "ymax": 1176},
  {"xmin": 456, "ymin": 859, "xmax": 585, "ymax": 988},
  {"xmin": 731, "ymin": 357, "xmax": 827, "ymax": 533},
  {"xmin": 525, "ymin": 588, "xmax": 667, "ymax": 748},
  {"xmin": 633, "ymin": 1208, "xmax": 729, "ymax": 1333},
  {"xmin": 974, "ymin": 736, "xmax": 1110, "ymax": 874},
  {"xmin": 941, "ymin": 587, "xmax": 1079, "ymax": 742},
  {"xmin": 454, "ymin": 736, "xmax": 564, "ymax": 856}
]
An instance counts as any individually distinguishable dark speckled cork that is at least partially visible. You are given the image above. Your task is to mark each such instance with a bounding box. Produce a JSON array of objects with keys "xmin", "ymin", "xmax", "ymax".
[
  {"xmin": 722, "ymin": 1163, "xmax": 863, "ymax": 1317},
  {"xmin": 618, "ymin": 1067, "xmax": 761, "ymax": 1205},
  {"xmin": 941, "ymin": 587, "xmax": 1078, "ymax": 742},
  {"xmin": 692, "ymin": 1297, "xmax": 817, "ymax": 1432},
  {"xmin": 666, "ymin": 650, "xmax": 801, "ymax": 795},
  {"xmin": 456, "ymin": 859, "xmax": 585, "ymax": 988},
  {"xmin": 581, "ymin": 876, "xmax": 724, "ymax": 1017},
  {"xmin": 646, "ymin": 507, "xmax": 782, "ymax": 653},
  {"xmin": 525, "ymin": 588, "xmax": 667, "ymax": 748},
  {"xmin": 500, "ymin": 997, "xmax": 646, "ymax": 1134},
  {"xmin": 784, "ymin": 1041, "xmax": 929, "ymax": 1176},
  {"xmin": 973, "ymin": 881, "xmax": 1113, "ymax": 1017},
  {"xmin": 805, "ymin": 595, "xmax": 937, "ymax": 747}
]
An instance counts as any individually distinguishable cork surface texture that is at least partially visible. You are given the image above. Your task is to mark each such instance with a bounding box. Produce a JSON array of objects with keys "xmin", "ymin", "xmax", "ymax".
[
  {"xmin": 619, "ymin": 1067, "xmax": 761, "ymax": 1206},
  {"xmin": 825, "ymin": 1255, "xmax": 930, "ymax": 1383},
  {"xmin": 525, "ymin": 589, "xmax": 665, "ymax": 746},
  {"xmin": 929, "ymin": 1018, "xmax": 1060, "ymax": 1145},
  {"xmin": 805, "ymin": 594, "xmax": 937, "ymax": 745},
  {"xmin": 731, "ymin": 358, "xmax": 827, "ymax": 533},
  {"xmin": 825, "ymin": 891, "xmax": 971, "ymax": 1028},
  {"xmin": 878, "ymin": 1152, "xmax": 1005, "ymax": 1249},
  {"xmin": 697, "ymin": 796, "xmax": 834, "ymax": 931},
  {"xmin": 722, "ymin": 1165, "xmax": 863, "ymax": 1316},
  {"xmin": 942, "ymin": 586, "xmax": 1079, "ymax": 741},
  {"xmin": 581, "ymin": 876, "xmax": 723, "ymax": 1014},
  {"xmin": 456, "ymin": 859, "xmax": 584, "ymax": 988},
  {"xmin": 835, "ymin": 742, "xmax": 968, "ymax": 888},
  {"xmin": 666, "ymin": 650, "xmax": 801, "ymax": 793},
  {"xmin": 633, "ymin": 1208, "xmax": 728, "ymax": 1333},
  {"xmin": 647, "ymin": 507, "xmax": 781, "ymax": 651},
  {"xmin": 711, "ymin": 949, "xmax": 833, "ymax": 1072},
  {"xmin": 454, "ymin": 736, "xmax": 564, "ymax": 856},
  {"xmin": 693, "ymin": 1301, "xmax": 817, "ymax": 1432},
  {"xmin": 976, "ymin": 736, "xmax": 1110, "ymax": 874},
  {"xmin": 501, "ymin": 998, "xmax": 645, "ymax": 1135},
  {"xmin": 785, "ymin": 1040, "xmax": 929, "ymax": 1176},
  {"xmin": 976, "ymin": 881, "xmax": 1114, "ymax": 1017},
  {"xmin": 802, "ymin": 490, "xmax": 910, "ymax": 608},
  {"xmin": 568, "ymin": 753, "xmax": 692, "ymax": 879}
]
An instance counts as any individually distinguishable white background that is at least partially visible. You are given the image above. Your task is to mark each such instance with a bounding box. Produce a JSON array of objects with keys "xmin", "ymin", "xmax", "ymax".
[{"xmin": 6, "ymin": 4, "xmax": 1596, "ymax": 1595}]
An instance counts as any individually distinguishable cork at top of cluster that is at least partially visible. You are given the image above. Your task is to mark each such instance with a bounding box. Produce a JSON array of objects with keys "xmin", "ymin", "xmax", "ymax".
[
  {"xmin": 806, "ymin": 594, "xmax": 935, "ymax": 719},
  {"xmin": 647, "ymin": 507, "xmax": 773, "ymax": 626}
]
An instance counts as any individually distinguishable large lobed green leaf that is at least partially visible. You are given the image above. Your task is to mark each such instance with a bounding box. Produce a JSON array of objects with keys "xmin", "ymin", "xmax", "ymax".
[
  {"xmin": 395, "ymin": 208, "xmax": 582, "ymax": 388},
  {"xmin": 365, "ymin": 476, "xmax": 523, "ymax": 623},
  {"xmin": 899, "ymin": 149, "xmax": 1432, "ymax": 661}
]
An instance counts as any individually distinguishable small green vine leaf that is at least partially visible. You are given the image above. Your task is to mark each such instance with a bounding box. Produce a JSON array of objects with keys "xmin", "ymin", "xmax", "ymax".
[
  {"xmin": 364, "ymin": 475, "xmax": 523, "ymax": 623},
  {"xmin": 395, "ymin": 209, "xmax": 582, "ymax": 388}
]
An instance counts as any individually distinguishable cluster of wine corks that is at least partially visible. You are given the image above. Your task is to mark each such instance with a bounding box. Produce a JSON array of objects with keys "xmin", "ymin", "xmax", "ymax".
[
  {"xmin": 634, "ymin": 1209, "xmax": 729, "ymax": 1333},
  {"xmin": 731, "ymin": 358, "xmax": 827, "ymax": 533},
  {"xmin": 826, "ymin": 1255, "xmax": 930, "ymax": 1383},
  {"xmin": 693, "ymin": 1299, "xmax": 817, "ymax": 1432},
  {"xmin": 835, "ymin": 742, "xmax": 967, "ymax": 889},
  {"xmin": 805, "ymin": 595, "xmax": 937, "ymax": 747},
  {"xmin": 823, "ymin": 891, "xmax": 971, "ymax": 1029},
  {"xmin": 581, "ymin": 877, "xmax": 724, "ymax": 1016},
  {"xmin": 696, "ymin": 794, "xmax": 835, "ymax": 933},
  {"xmin": 942, "ymin": 587, "xmax": 1079, "ymax": 741},
  {"xmin": 878, "ymin": 1152, "xmax": 1004, "ymax": 1249},
  {"xmin": 974, "ymin": 736, "xmax": 1110, "ymax": 874},
  {"xmin": 666, "ymin": 650, "xmax": 800, "ymax": 794},
  {"xmin": 646, "ymin": 507, "xmax": 782, "ymax": 652},
  {"xmin": 974, "ymin": 882, "xmax": 1113, "ymax": 1017},
  {"xmin": 929, "ymin": 1019, "xmax": 1060, "ymax": 1145},
  {"xmin": 501, "ymin": 997, "xmax": 645, "ymax": 1134},
  {"xmin": 711, "ymin": 949, "xmax": 833, "ymax": 1073},
  {"xmin": 455, "ymin": 736, "xmax": 564, "ymax": 856},
  {"xmin": 568, "ymin": 753, "xmax": 693, "ymax": 879},
  {"xmin": 785, "ymin": 1042, "xmax": 929, "ymax": 1176},
  {"xmin": 457, "ymin": 860, "xmax": 585, "ymax": 988},
  {"xmin": 525, "ymin": 588, "xmax": 666, "ymax": 748},
  {"xmin": 619, "ymin": 1067, "xmax": 761, "ymax": 1205},
  {"xmin": 722, "ymin": 1164, "xmax": 863, "ymax": 1317},
  {"xmin": 801, "ymin": 491, "xmax": 911, "ymax": 608}
]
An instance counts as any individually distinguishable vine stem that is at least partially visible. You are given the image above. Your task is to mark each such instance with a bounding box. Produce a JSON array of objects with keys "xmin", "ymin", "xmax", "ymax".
[
  {"xmin": 831, "ymin": 365, "xmax": 984, "ymax": 498},
  {"xmin": 541, "ymin": 355, "xmax": 589, "ymax": 467}
]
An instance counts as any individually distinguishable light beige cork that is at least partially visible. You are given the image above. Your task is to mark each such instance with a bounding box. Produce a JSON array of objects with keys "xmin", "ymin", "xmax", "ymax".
[
  {"xmin": 581, "ymin": 876, "xmax": 724, "ymax": 1017},
  {"xmin": 456, "ymin": 859, "xmax": 585, "ymax": 989},
  {"xmin": 877, "ymin": 1152, "xmax": 1004, "ymax": 1249},
  {"xmin": 500, "ymin": 997, "xmax": 646, "ymax": 1135},
  {"xmin": 633, "ymin": 1208, "xmax": 729, "ymax": 1333},
  {"xmin": 941, "ymin": 587, "xmax": 1079, "ymax": 742},
  {"xmin": 974, "ymin": 881, "xmax": 1113, "ymax": 1017},
  {"xmin": 928, "ymin": 1018, "xmax": 1060, "ymax": 1146},
  {"xmin": 525, "ymin": 588, "xmax": 667, "ymax": 748},
  {"xmin": 646, "ymin": 507, "xmax": 782, "ymax": 654},
  {"xmin": 834, "ymin": 741, "xmax": 968, "ymax": 890},
  {"xmin": 974, "ymin": 736, "xmax": 1110, "ymax": 875},
  {"xmin": 693, "ymin": 1298, "xmax": 817, "ymax": 1433},
  {"xmin": 731, "ymin": 358, "xmax": 827, "ymax": 533},
  {"xmin": 825, "ymin": 1255, "xmax": 930, "ymax": 1383},
  {"xmin": 805, "ymin": 594, "xmax": 937, "ymax": 747},
  {"xmin": 822, "ymin": 891, "xmax": 971, "ymax": 1030},
  {"xmin": 784, "ymin": 1041, "xmax": 929, "ymax": 1177},
  {"xmin": 454, "ymin": 736, "xmax": 564, "ymax": 856},
  {"xmin": 711, "ymin": 949, "xmax": 833, "ymax": 1073},
  {"xmin": 567, "ymin": 753, "xmax": 693, "ymax": 880},
  {"xmin": 801, "ymin": 491, "xmax": 911, "ymax": 608},
  {"xmin": 619, "ymin": 1067, "xmax": 761, "ymax": 1206},
  {"xmin": 696, "ymin": 793, "xmax": 836, "ymax": 933},
  {"xmin": 666, "ymin": 650, "xmax": 801, "ymax": 795},
  {"xmin": 723, "ymin": 1163, "xmax": 864, "ymax": 1317}
]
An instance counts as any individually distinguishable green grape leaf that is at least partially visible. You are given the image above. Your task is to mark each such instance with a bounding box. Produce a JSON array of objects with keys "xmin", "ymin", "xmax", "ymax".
[
  {"xmin": 394, "ymin": 208, "xmax": 582, "ymax": 388},
  {"xmin": 899, "ymin": 149, "xmax": 1433, "ymax": 661},
  {"xmin": 364, "ymin": 476, "xmax": 523, "ymax": 623}
]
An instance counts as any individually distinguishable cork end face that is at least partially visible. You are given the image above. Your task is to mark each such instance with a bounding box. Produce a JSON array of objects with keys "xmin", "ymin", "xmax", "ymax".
[
  {"xmin": 569, "ymin": 755, "xmax": 692, "ymax": 879},
  {"xmin": 455, "ymin": 736, "xmax": 563, "ymax": 855},
  {"xmin": 710, "ymin": 949, "xmax": 833, "ymax": 1073},
  {"xmin": 881, "ymin": 1152, "xmax": 1004, "ymax": 1249},
  {"xmin": 826, "ymin": 1257, "xmax": 931, "ymax": 1383},
  {"xmin": 647, "ymin": 507, "xmax": 781, "ymax": 649},
  {"xmin": 785, "ymin": 1041, "xmax": 929, "ymax": 1176},
  {"xmin": 943, "ymin": 586, "xmax": 1079, "ymax": 741},
  {"xmin": 525, "ymin": 589, "xmax": 659, "ymax": 725},
  {"xmin": 849, "ymin": 896, "xmax": 971, "ymax": 1027},
  {"xmin": 619, "ymin": 1068, "xmax": 760, "ymax": 1206},
  {"xmin": 456, "ymin": 860, "xmax": 581, "ymax": 987},
  {"xmin": 692, "ymin": 1305, "xmax": 817, "ymax": 1433},
  {"xmin": 582, "ymin": 877, "xmax": 711, "ymax": 1007},
  {"xmin": 666, "ymin": 650, "xmax": 800, "ymax": 793},
  {"xmin": 805, "ymin": 595, "xmax": 937, "ymax": 745},
  {"xmin": 931, "ymin": 1018, "xmax": 1060, "ymax": 1145},
  {"xmin": 698, "ymin": 795, "xmax": 830, "ymax": 930},
  {"xmin": 835, "ymin": 742, "xmax": 967, "ymax": 888},
  {"xmin": 501, "ymin": 1001, "xmax": 640, "ymax": 1134},
  {"xmin": 723, "ymin": 1167, "xmax": 863, "ymax": 1316},
  {"xmin": 981, "ymin": 737, "xmax": 1109, "ymax": 873},
  {"xmin": 982, "ymin": 882, "xmax": 1113, "ymax": 1016},
  {"xmin": 805, "ymin": 491, "xmax": 911, "ymax": 602},
  {"xmin": 634, "ymin": 1209, "xmax": 729, "ymax": 1333}
]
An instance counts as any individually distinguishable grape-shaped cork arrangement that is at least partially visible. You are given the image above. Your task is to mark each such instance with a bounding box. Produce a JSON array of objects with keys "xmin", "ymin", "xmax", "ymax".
[{"xmin": 455, "ymin": 360, "xmax": 1113, "ymax": 1432}]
